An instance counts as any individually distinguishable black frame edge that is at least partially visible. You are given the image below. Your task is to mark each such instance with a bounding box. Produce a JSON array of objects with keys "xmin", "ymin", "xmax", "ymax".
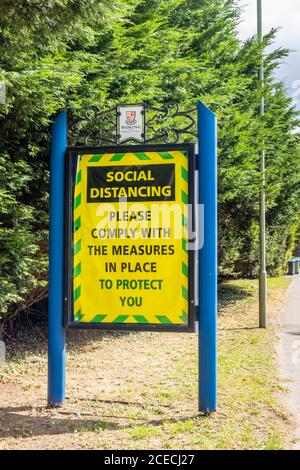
[{"xmin": 64, "ymin": 143, "xmax": 196, "ymax": 333}]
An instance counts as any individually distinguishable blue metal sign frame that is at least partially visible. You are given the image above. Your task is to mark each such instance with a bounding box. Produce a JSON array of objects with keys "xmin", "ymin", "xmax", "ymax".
[{"xmin": 48, "ymin": 101, "xmax": 217, "ymax": 413}]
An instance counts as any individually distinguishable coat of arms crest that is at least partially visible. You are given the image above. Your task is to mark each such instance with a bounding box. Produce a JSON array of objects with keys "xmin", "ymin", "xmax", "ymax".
[{"xmin": 125, "ymin": 110, "xmax": 137, "ymax": 125}]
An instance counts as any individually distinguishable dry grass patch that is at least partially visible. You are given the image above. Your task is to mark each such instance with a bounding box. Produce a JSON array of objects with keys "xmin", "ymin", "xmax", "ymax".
[{"xmin": 0, "ymin": 277, "xmax": 293, "ymax": 449}]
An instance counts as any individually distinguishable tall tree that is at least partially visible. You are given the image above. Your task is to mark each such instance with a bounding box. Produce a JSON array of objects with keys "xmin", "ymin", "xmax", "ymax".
[
  {"xmin": 0, "ymin": 0, "xmax": 123, "ymax": 319},
  {"xmin": 0, "ymin": 0, "xmax": 299, "ymax": 324}
]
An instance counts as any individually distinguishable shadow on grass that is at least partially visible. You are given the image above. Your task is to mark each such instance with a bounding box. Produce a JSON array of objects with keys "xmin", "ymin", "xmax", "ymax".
[
  {"xmin": 4, "ymin": 326, "xmax": 136, "ymax": 362},
  {"xmin": 73, "ymin": 397, "xmax": 173, "ymax": 409},
  {"xmin": 217, "ymin": 282, "xmax": 258, "ymax": 331},
  {"xmin": 0, "ymin": 403, "xmax": 205, "ymax": 439},
  {"xmin": 218, "ymin": 326, "xmax": 260, "ymax": 331},
  {"xmin": 5, "ymin": 281, "xmax": 255, "ymax": 361}
]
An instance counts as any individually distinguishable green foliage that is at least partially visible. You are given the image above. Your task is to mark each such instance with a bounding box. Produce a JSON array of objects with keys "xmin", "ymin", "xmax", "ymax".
[
  {"xmin": 0, "ymin": 154, "xmax": 45, "ymax": 315},
  {"xmin": 0, "ymin": 0, "xmax": 118, "ymax": 319},
  {"xmin": 294, "ymin": 224, "xmax": 300, "ymax": 257},
  {"xmin": 0, "ymin": 0, "xmax": 299, "ymax": 320}
]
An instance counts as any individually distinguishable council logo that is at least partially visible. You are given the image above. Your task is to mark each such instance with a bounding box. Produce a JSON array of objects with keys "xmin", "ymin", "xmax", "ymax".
[{"xmin": 125, "ymin": 110, "xmax": 137, "ymax": 125}]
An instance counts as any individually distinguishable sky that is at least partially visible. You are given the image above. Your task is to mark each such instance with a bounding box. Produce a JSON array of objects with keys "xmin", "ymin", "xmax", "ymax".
[{"xmin": 237, "ymin": 0, "xmax": 300, "ymax": 108}]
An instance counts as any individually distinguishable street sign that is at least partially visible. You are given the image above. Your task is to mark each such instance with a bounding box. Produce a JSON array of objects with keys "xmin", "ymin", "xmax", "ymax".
[
  {"xmin": 65, "ymin": 144, "xmax": 195, "ymax": 332},
  {"xmin": 49, "ymin": 102, "xmax": 217, "ymax": 412}
]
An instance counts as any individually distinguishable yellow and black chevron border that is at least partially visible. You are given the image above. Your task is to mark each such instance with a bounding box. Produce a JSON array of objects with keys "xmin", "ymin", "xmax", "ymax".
[{"xmin": 73, "ymin": 156, "xmax": 83, "ymax": 322}]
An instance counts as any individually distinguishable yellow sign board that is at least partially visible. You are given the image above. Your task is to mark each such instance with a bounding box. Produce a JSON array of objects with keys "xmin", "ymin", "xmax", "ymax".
[{"xmin": 65, "ymin": 145, "xmax": 195, "ymax": 332}]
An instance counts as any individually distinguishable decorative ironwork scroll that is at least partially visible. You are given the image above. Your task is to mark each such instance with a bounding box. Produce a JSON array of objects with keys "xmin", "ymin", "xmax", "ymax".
[
  {"xmin": 144, "ymin": 102, "xmax": 197, "ymax": 144},
  {"xmin": 69, "ymin": 106, "xmax": 117, "ymax": 146},
  {"xmin": 69, "ymin": 102, "xmax": 197, "ymax": 146}
]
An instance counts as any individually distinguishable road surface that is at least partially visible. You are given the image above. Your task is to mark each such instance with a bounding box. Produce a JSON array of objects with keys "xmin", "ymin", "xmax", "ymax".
[{"xmin": 279, "ymin": 275, "xmax": 300, "ymax": 449}]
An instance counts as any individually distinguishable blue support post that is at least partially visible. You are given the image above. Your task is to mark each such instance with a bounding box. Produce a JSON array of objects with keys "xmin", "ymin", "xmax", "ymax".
[
  {"xmin": 48, "ymin": 111, "xmax": 67, "ymax": 406},
  {"xmin": 198, "ymin": 101, "xmax": 217, "ymax": 413}
]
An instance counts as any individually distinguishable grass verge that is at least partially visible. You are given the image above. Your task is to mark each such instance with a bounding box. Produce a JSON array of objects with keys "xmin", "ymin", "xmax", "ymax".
[{"xmin": 0, "ymin": 277, "xmax": 293, "ymax": 449}]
